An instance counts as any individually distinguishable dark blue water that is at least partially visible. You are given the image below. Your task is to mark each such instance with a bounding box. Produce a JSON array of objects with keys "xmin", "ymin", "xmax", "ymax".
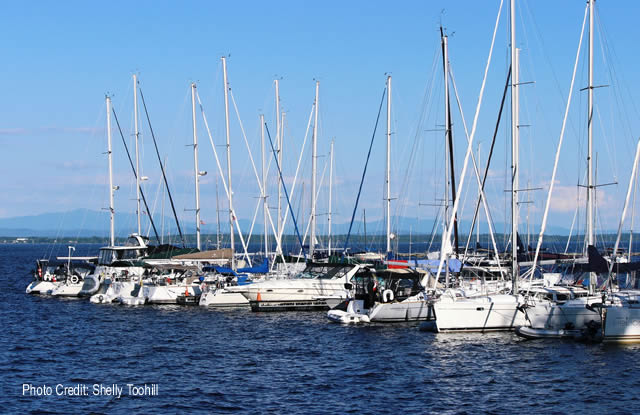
[{"xmin": 2, "ymin": 244, "xmax": 640, "ymax": 414}]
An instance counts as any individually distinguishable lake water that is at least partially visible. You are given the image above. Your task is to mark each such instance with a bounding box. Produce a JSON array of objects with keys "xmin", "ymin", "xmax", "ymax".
[{"xmin": 2, "ymin": 243, "xmax": 640, "ymax": 414}]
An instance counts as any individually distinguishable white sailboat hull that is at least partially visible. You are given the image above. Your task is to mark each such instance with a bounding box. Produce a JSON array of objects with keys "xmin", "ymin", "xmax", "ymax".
[
  {"xmin": 26, "ymin": 280, "xmax": 57, "ymax": 295},
  {"xmin": 523, "ymin": 297, "xmax": 601, "ymax": 330},
  {"xmin": 50, "ymin": 282, "xmax": 84, "ymax": 297},
  {"xmin": 426, "ymin": 295, "xmax": 525, "ymax": 332},
  {"xmin": 602, "ymin": 292, "xmax": 640, "ymax": 342}
]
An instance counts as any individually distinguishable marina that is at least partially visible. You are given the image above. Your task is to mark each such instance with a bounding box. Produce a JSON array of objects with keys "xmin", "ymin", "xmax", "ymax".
[{"xmin": 4, "ymin": 0, "xmax": 640, "ymax": 412}]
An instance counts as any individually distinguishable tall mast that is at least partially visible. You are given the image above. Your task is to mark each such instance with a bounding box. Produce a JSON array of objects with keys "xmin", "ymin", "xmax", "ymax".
[
  {"xmin": 261, "ymin": 114, "xmax": 269, "ymax": 257},
  {"xmin": 216, "ymin": 177, "xmax": 221, "ymax": 250},
  {"xmin": 310, "ymin": 81, "xmax": 319, "ymax": 259},
  {"xmin": 191, "ymin": 82, "xmax": 201, "ymax": 250},
  {"xmin": 328, "ymin": 139, "xmax": 334, "ymax": 257},
  {"xmin": 106, "ymin": 96, "xmax": 115, "ymax": 246},
  {"xmin": 441, "ymin": 28, "xmax": 459, "ymax": 256},
  {"xmin": 133, "ymin": 74, "xmax": 141, "ymax": 235},
  {"xmin": 275, "ymin": 79, "xmax": 282, "ymax": 254},
  {"xmin": 222, "ymin": 57, "xmax": 235, "ymax": 268},
  {"xmin": 385, "ymin": 75, "xmax": 392, "ymax": 254},
  {"xmin": 587, "ymin": 0, "xmax": 596, "ymax": 292},
  {"xmin": 477, "ymin": 142, "xmax": 481, "ymax": 249},
  {"xmin": 510, "ymin": 0, "xmax": 520, "ymax": 293}
]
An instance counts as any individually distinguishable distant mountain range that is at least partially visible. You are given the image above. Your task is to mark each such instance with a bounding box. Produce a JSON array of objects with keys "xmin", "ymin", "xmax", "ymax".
[{"xmin": 0, "ymin": 208, "xmax": 581, "ymax": 238}]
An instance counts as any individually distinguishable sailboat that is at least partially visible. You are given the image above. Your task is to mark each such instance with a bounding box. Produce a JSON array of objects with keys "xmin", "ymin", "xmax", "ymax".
[
  {"xmin": 327, "ymin": 75, "xmax": 434, "ymax": 323},
  {"xmin": 421, "ymin": 0, "xmax": 527, "ymax": 332},
  {"xmin": 515, "ymin": 0, "xmax": 608, "ymax": 339},
  {"xmin": 87, "ymin": 79, "xmax": 196, "ymax": 304},
  {"xmin": 26, "ymin": 253, "xmax": 95, "ymax": 296}
]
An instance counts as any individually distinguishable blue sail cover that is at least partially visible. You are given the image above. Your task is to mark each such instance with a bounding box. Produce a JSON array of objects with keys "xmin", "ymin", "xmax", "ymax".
[
  {"xmin": 237, "ymin": 258, "xmax": 269, "ymax": 274},
  {"xmin": 202, "ymin": 258, "xmax": 269, "ymax": 275},
  {"xmin": 413, "ymin": 258, "xmax": 462, "ymax": 273}
]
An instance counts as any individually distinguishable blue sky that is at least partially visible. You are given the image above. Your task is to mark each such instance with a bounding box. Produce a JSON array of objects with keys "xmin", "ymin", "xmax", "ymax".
[{"xmin": 2, "ymin": 0, "xmax": 640, "ymax": 241}]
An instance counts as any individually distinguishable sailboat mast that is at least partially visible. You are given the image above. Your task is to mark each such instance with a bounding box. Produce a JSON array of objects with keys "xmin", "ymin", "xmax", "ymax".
[
  {"xmin": 216, "ymin": 177, "xmax": 221, "ymax": 250},
  {"xmin": 587, "ymin": 0, "xmax": 596, "ymax": 292},
  {"xmin": 133, "ymin": 74, "xmax": 141, "ymax": 235},
  {"xmin": 441, "ymin": 28, "xmax": 460, "ymax": 256},
  {"xmin": 386, "ymin": 75, "xmax": 392, "ymax": 254},
  {"xmin": 261, "ymin": 114, "xmax": 269, "ymax": 257},
  {"xmin": 510, "ymin": 0, "xmax": 520, "ymax": 293},
  {"xmin": 222, "ymin": 57, "xmax": 235, "ymax": 268},
  {"xmin": 191, "ymin": 83, "xmax": 202, "ymax": 250},
  {"xmin": 275, "ymin": 80, "xmax": 282, "ymax": 255},
  {"xmin": 477, "ymin": 142, "xmax": 481, "ymax": 249},
  {"xmin": 310, "ymin": 81, "xmax": 319, "ymax": 259},
  {"xmin": 328, "ymin": 139, "xmax": 334, "ymax": 257},
  {"xmin": 106, "ymin": 96, "xmax": 115, "ymax": 246}
]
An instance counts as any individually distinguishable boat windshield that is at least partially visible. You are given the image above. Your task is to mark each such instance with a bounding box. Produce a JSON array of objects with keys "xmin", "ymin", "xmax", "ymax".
[
  {"xmin": 297, "ymin": 265, "xmax": 353, "ymax": 280},
  {"xmin": 98, "ymin": 248, "xmax": 141, "ymax": 265}
]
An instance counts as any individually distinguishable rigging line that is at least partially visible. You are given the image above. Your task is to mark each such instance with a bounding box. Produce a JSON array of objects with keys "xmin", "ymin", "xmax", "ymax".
[
  {"xmin": 525, "ymin": 2, "xmax": 589, "ymax": 296},
  {"xmin": 596, "ymin": 8, "xmax": 638, "ymax": 150},
  {"xmin": 146, "ymin": 156, "xmax": 167, "ymax": 241},
  {"xmin": 604, "ymin": 138, "xmax": 640, "ymax": 290},
  {"xmin": 449, "ymin": 66, "xmax": 503, "ymax": 275},
  {"xmin": 299, "ymin": 151, "xmax": 329, "ymax": 253},
  {"xmin": 275, "ymin": 102, "xmax": 315, "ymax": 250},
  {"xmin": 564, "ymin": 174, "xmax": 584, "ymax": 254},
  {"xmin": 462, "ymin": 67, "xmax": 510, "ymax": 259},
  {"xmin": 343, "ymin": 85, "xmax": 387, "ymax": 251},
  {"xmin": 427, "ymin": 206, "xmax": 443, "ymax": 254},
  {"xmin": 264, "ymin": 123, "xmax": 306, "ymax": 258},
  {"xmin": 432, "ymin": 0, "xmax": 503, "ymax": 287},
  {"xmin": 111, "ymin": 107, "xmax": 161, "ymax": 244},
  {"xmin": 195, "ymin": 91, "xmax": 254, "ymax": 265},
  {"xmin": 137, "ymin": 87, "xmax": 186, "ymax": 248}
]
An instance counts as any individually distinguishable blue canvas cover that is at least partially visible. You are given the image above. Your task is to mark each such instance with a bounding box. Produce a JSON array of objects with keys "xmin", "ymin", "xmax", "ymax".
[{"xmin": 413, "ymin": 258, "xmax": 462, "ymax": 273}]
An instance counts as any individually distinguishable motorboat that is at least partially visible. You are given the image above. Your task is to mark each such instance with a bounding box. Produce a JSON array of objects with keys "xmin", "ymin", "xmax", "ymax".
[
  {"xmin": 327, "ymin": 267, "xmax": 431, "ymax": 323},
  {"xmin": 237, "ymin": 262, "xmax": 366, "ymax": 312},
  {"xmin": 26, "ymin": 259, "xmax": 94, "ymax": 296},
  {"xmin": 199, "ymin": 259, "xmax": 268, "ymax": 307}
]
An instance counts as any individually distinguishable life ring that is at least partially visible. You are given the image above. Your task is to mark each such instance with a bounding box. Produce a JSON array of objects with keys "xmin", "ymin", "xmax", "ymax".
[
  {"xmin": 382, "ymin": 289, "xmax": 394, "ymax": 303},
  {"xmin": 98, "ymin": 294, "xmax": 104, "ymax": 303},
  {"xmin": 69, "ymin": 275, "xmax": 79, "ymax": 284}
]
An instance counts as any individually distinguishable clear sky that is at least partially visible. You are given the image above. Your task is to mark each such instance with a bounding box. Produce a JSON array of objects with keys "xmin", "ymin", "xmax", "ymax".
[{"xmin": 2, "ymin": 0, "xmax": 640, "ymax": 242}]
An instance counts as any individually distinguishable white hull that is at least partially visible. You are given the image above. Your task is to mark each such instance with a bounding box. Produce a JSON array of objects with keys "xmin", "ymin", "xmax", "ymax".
[
  {"xmin": 241, "ymin": 280, "xmax": 348, "ymax": 303},
  {"xmin": 602, "ymin": 292, "xmax": 640, "ymax": 343},
  {"xmin": 143, "ymin": 284, "xmax": 200, "ymax": 304},
  {"xmin": 426, "ymin": 295, "xmax": 525, "ymax": 332},
  {"xmin": 26, "ymin": 280, "xmax": 57, "ymax": 295},
  {"xmin": 327, "ymin": 300, "xmax": 371, "ymax": 324},
  {"xmin": 327, "ymin": 294, "xmax": 432, "ymax": 323},
  {"xmin": 199, "ymin": 289, "xmax": 249, "ymax": 307},
  {"xmin": 50, "ymin": 282, "xmax": 84, "ymax": 297},
  {"xmin": 91, "ymin": 280, "xmax": 139, "ymax": 304},
  {"xmin": 368, "ymin": 298, "xmax": 432, "ymax": 322},
  {"xmin": 523, "ymin": 297, "xmax": 601, "ymax": 330}
]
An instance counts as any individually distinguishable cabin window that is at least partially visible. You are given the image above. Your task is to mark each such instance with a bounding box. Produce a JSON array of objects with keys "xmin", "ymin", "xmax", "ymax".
[{"xmin": 98, "ymin": 249, "xmax": 117, "ymax": 265}]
